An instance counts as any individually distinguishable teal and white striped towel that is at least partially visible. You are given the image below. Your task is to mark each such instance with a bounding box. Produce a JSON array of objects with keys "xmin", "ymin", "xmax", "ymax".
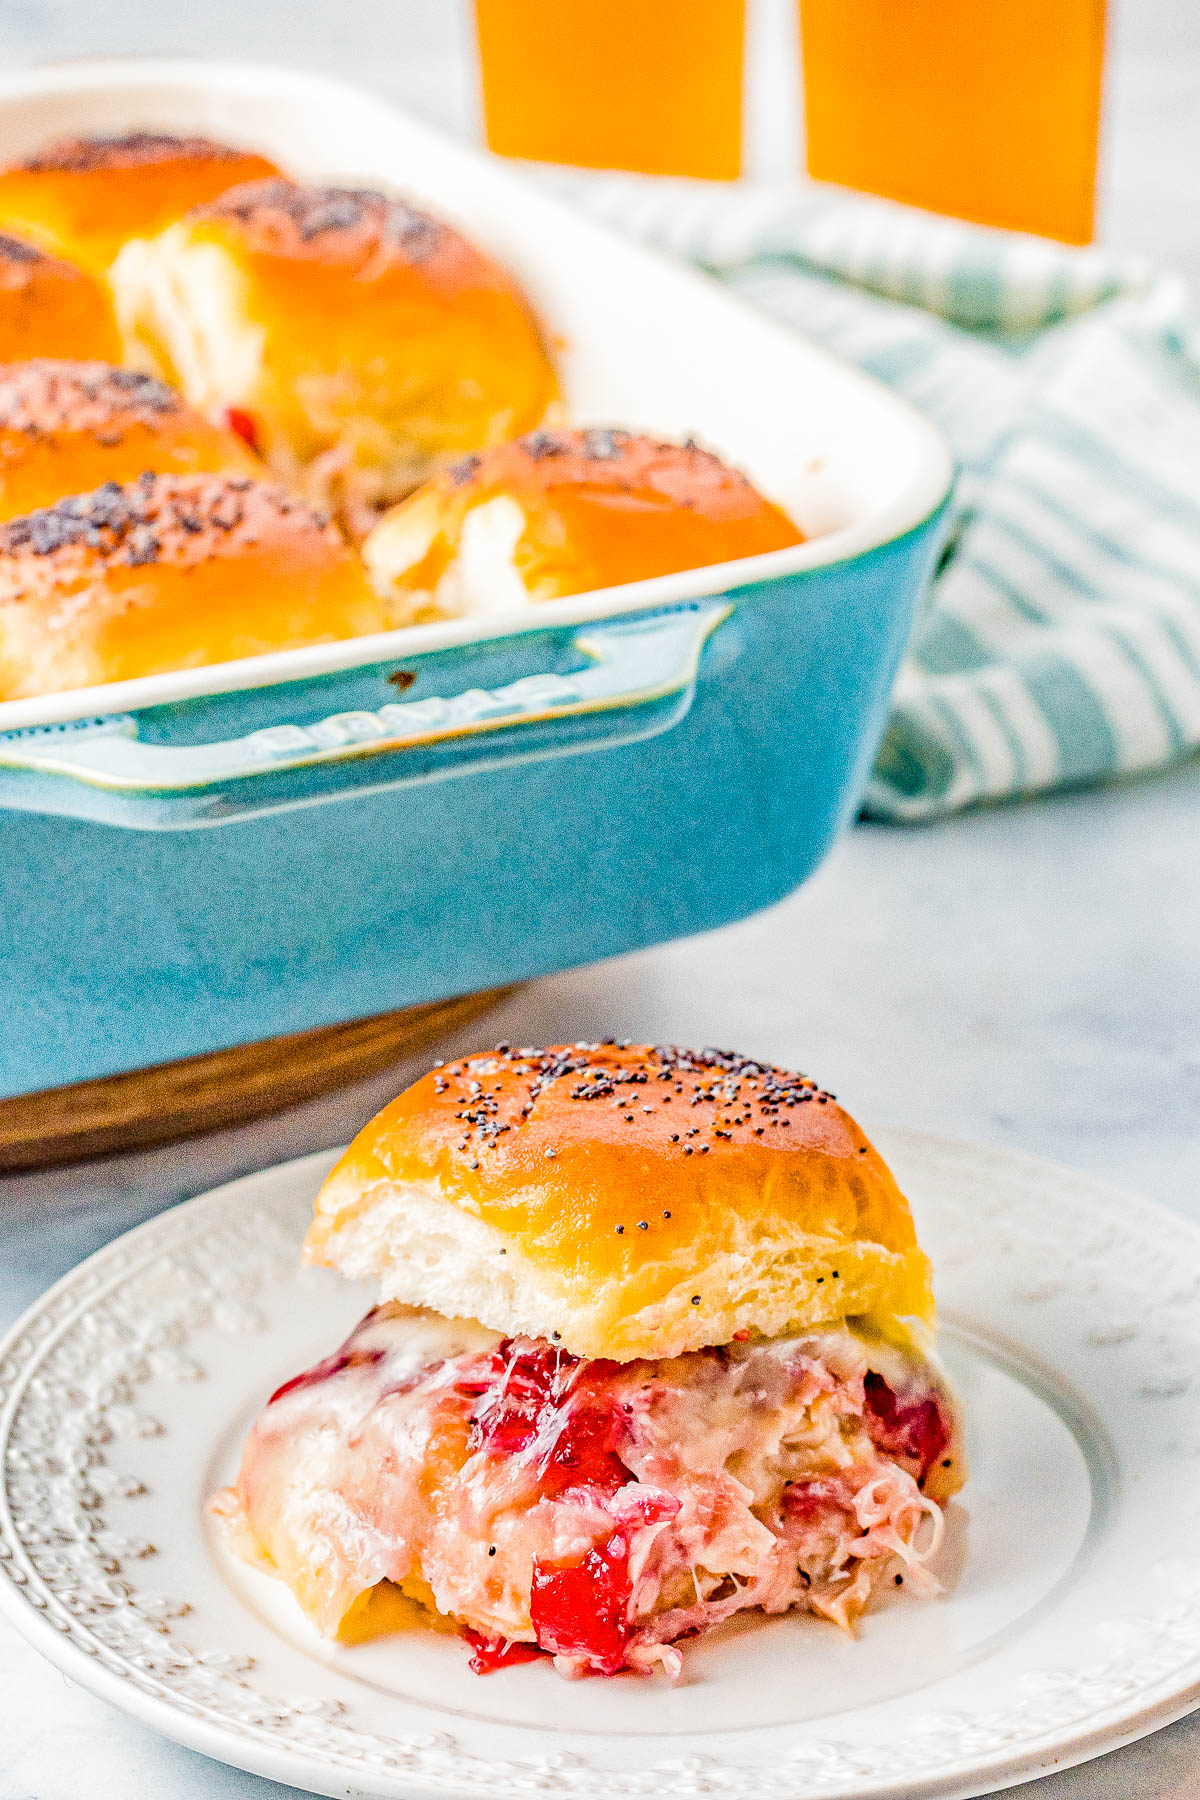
[{"xmin": 546, "ymin": 171, "xmax": 1200, "ymax": 820}]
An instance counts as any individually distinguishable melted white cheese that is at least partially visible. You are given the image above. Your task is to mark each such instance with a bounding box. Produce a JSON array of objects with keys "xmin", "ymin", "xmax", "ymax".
[
  {"xmin": 364, "ymin": 494, "xmax": 533, "ymax": 621},
  {"xmin": 110, "ymin": 229, "xmax": 264, "ymax": 411},
  {"xmin": 434, "ymin": 496, "xmax": 531, "ymax": 617}
]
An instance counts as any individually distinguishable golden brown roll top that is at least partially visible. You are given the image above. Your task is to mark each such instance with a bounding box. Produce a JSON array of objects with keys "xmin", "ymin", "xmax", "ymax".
[
  {"xmin": 363, "ymin": 428, "xmax": 804, "ymax": 622},
  {"xmin": 0, "ymin": 360, "xmax": 261, "ymax": 522},
  {"xmin": 112, "ymin": 178, "xmax": 559, "ymax": 528},
  {"xmin": 0, "ymin": 471, "xmax": 390, "ymax": 700},
  {"xmin": 0, "ymin": 132, "xmax": 279, "ymax": 276},
  {"xmin": 305, "ymin": 1042, "xmax": 936, "ymax": 1362},
  {"xmin": 0, "ymin": 232, "xmax": 122, "ymax": 363}
]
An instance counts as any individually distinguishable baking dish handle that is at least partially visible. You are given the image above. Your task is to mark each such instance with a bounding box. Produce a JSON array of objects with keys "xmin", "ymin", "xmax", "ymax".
[{"xmin": 0, "ymin": 602, "xmax": 731, "ymax": 829}]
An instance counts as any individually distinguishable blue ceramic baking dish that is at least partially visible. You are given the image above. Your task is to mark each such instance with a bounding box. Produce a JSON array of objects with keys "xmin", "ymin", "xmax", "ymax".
[{"xmin": 0, "ymin": 62, "xmax": 954, "ymax": 1099}]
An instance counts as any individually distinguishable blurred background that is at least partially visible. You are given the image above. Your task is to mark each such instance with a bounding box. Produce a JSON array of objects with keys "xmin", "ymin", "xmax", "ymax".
[{"xmin": 1, "ymin": 0, "xmax": 1196, "ymax": 272}]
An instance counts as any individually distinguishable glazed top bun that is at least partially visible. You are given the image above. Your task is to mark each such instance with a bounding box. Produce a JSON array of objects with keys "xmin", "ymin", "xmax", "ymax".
[
  {"xmin": 0, "ymin": 232, "xmax": 122, "ymax": 363},
  {"xmin": 0, "ymin": 361, "xmax": 260, "ymax": 522},
  {"xmin": 0, "ymin": 132, "xmax": 278, "ymax": 276},
  {"xmin": 0, "ymin": 471, "xmax": 390, "ymax": 701},
  {"xmin": 362, "ymin": 428, "xmax": 804, "ymax": 623},
  {"xmin": 305, "ymin": 1042, "xmax": 935, "ymax": 1362},
  {"xmin": 111, "ymin": 180, "xmax": 558, "ymax": 522}
]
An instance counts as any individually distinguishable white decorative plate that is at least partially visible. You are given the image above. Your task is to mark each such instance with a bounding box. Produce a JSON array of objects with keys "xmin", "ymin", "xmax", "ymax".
[{"xmin": 2, "ymin": 1130, "xmax": 1199, "ymax": 1800}]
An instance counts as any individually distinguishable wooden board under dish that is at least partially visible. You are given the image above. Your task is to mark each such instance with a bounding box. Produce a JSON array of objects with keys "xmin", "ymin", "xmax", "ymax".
[{"xmin": 0, "ymin": 986, "xmax": 514, "ymax": 1171}]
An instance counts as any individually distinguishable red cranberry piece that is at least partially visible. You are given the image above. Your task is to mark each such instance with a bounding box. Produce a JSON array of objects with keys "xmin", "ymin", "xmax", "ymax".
[
  {"xmin": 862, "ymin": 1372, "xmax": 949, "ymax": 1484},
  {"xmin": 462, "ymin": 1628, "xmax": 545, "ymax": 1674},
  {"xmin": 224, "ymin": 406, "xmax": 260, "ymax": 452},
  {"xmin": 530, "ymin": 1534, "xmax": 632, "ymax": 1675},
  {"xmin": 268, "ymin": 1345, "xmax": 384, "ymax": 1406},
  {"xmin": 543, "ymin": 1396, "xmax": 628, "ymax": 1496},
  {"xmin": 467, "ymin": 1343, "xmax": 575, "ymax": 1454},
  {"xmin": 466, "ymin": 1342, "xmax": 629, "ymax": 1496},
  {"xmin": 449, "ymin": 1348, "xmax": 508, "ymax": 1405}
]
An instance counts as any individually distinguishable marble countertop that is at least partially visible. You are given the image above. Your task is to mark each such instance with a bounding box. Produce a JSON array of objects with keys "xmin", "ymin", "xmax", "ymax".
[{"xmin": 3, "ymin": 4, "xmax": 1200, "ymax": 1796}]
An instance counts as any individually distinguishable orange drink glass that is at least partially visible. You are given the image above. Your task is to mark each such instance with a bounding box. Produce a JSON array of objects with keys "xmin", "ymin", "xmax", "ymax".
[
  {"xmin": 473, "ymin": 0, "xmax": 746, "ymax": 179},
  {"xmin": 798, "ymin": 0, "xmax": 1106, "ymax": 243}
]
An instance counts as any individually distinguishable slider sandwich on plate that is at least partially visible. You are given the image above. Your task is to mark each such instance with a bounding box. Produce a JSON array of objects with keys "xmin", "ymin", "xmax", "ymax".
[
  {"xmin": 363, "ymin": 427, "xmax": 804, "ymax": 624},
  {"xmin": 114, "ymin": 179, "xmax": 560, "ymax": 534},
  {"xmin": 215, "ymin": 1043, "xmax": 965, "ymax": 1681}
]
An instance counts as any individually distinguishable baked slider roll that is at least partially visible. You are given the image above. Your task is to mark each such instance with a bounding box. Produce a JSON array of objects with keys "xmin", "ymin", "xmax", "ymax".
[
  {"xmin": 0, "ymin": 471, "xmax": 390, "ymax": 701},
  {"xmin": 0, "ymin": 132, "xmax": 278, "ymax": 278},
  {"xmin": 0, "ymin": 232, "xmax": 122, "ymax": 363},
  {"xmin": 0, "ymin": 361, "xmax": 261, "ymax": 523},
  {"xmin": 112, "ymin": 179, "xmax": 559, "ymax": 534},
  {"xmin": 363, "ymin": 428, "xmax": 803, "ymax": 624},
  {"xmin": 215, "ymin": 1043, "xmax": 965, "ymax": 1680}
]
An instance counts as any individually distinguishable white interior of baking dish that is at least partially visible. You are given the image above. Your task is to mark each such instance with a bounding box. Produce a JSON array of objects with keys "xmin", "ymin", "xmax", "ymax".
[{"xmin": 0, "ymin": 60, "xmax": 954, "ymax": 731}]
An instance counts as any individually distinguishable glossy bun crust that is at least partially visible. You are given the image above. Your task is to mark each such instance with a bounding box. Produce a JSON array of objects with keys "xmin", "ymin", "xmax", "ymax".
[
  {"xmin": 0, "ymin": 132, "xmax": 278, "ymax": 274},
  {"xmin": 0, "ymin": 471, "xmax": 390, "ymax": 700},
  {"xmin": 0, "ymin": 361, "xmax": 260, "ymax": 522},
  {"xmin": 363, "ymin": 428, "xmax": 803, "ymax": 621},
  {"xmin": 305, "ymin": 1043, "xmax": 935, "ymax": 1361},
  {"xmin": 0, "ymin": 233, "xmax": 121, "ymax": 363},
  {"xmin": 115, "ymin": 180, "xmax": 558, "ymax": 520}
]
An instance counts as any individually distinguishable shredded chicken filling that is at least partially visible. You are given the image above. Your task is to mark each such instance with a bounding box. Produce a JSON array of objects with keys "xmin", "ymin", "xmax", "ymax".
[{"xmin": 214, "ymin": 1303, "xmax": 958, "ymax": 1680}]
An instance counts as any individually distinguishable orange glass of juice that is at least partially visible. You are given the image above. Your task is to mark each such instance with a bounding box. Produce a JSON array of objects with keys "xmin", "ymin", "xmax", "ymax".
[
  {"xmin": 473, "ymin": 0, "xmax": 746, "ymax": 179},
  {"xmin": 798, "ymin": 0, "xmax": 1106, "ymax": 243}
]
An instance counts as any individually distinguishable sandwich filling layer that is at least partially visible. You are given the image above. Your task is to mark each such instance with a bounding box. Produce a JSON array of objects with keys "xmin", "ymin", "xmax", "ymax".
[{"xmin": 214, "ymin": 1302, "xmax": 961, "ymax": 1679}]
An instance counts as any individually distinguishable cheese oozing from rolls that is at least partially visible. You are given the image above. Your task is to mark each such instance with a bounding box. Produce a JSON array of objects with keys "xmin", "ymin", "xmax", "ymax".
[
  {"xmin": 216, "ymin": 1043, "xmax": 965, "ymax": 1680},
  {"xmin": 0, "ymin": 132, "xmax": 279, "ymax": 278},
  {"xmin": 363, "ymin": 428, "xmax": 804, "ymax": 623},
  {"xmin": 0, "ymin": 470, "xmax": 389, "ymax": 700},
  {"xmin": 111, "ymin": 179, "xmax": 559, "ymax": 536},
  {"xmin": 0, "ymin": 361, "xmax": 260, "ymax": 523},
  {"xmin": 0, "ymin": 232, "xmax": 122, "ymax": 364}
]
